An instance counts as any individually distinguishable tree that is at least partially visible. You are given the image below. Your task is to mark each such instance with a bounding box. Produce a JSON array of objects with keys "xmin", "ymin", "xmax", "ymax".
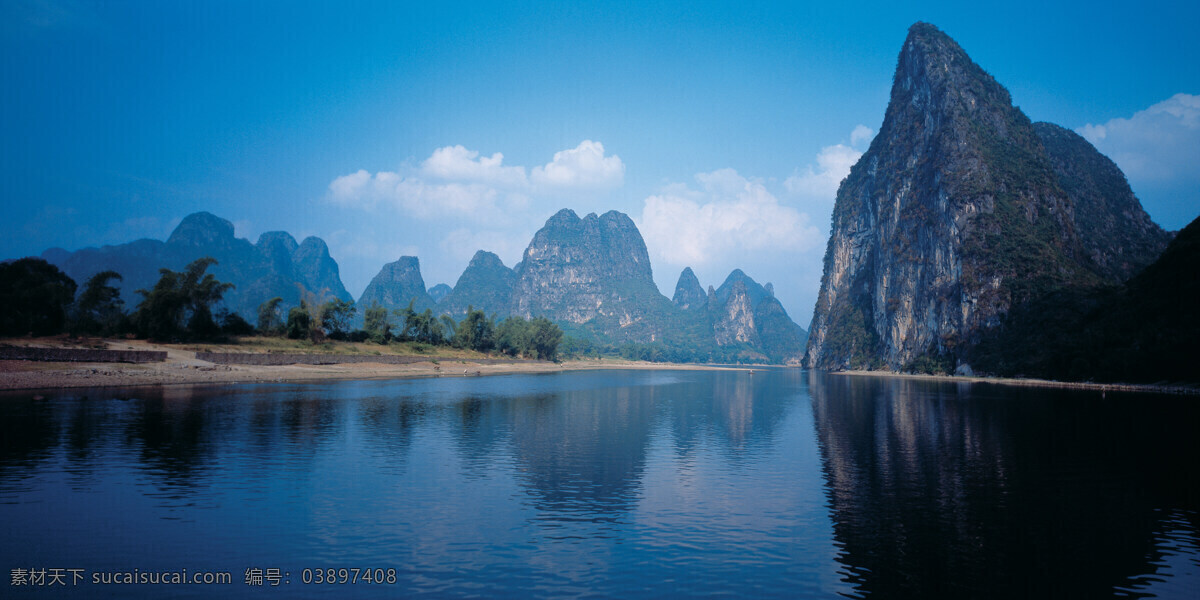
[
  {"xmin": 287, "ymin": 303, "xmax": 311, "ymax": 340},
  {"xmin": 218, "ymin": 309, "xmax": 255, "ymax": 336},
  {"xmin": 320, "ymin": 298, "xmax": 356, "ymax": 337},
  {"xmin": 181, "ymin": 257, "xmax": 234, "ymax": 336},
  {"xmin": 453, "ymin": 306, "xmax": 494, "ymax": 352},
  {"xmin": 495, "ymin": 316, "xmax": 530, "ymax": 357},
  {"xmin": 0, "ymin": 258, "xmax": 77, "ymax": 336},
  {"xmin": 74, "ymin": 270, "xmax": 125, "ymax": 335},
  {"xmin": 392, "ymin": 300, "xmax": 418, "ymax": 342},
  {"xmin": 409, "ymin": 308, "xmax": 444, "ymax": 344},
  {"xmin": 439, "ymin": 314, "xmax": 457, "ymax": 343},
  {"xmin": 528, "ymin": 317, "xmax": 563, "ymax": 360},
  {"xmin": 363, "ymin": 302, "xmax": 391, "ymax": 343},
  {"xmin": 134, "ymin": 257, "xmax": 233, "ymax": 340},
  {"xmin": 257, "ymin": 297, "xmax": 284, "ymax": 335},
  {"xmin": 133, "ymin": 268, "xmax": 187, "ymax": 340},
  {"xmin": 493, "ymin": 316, "xmax": 562, "ymax": 360}
]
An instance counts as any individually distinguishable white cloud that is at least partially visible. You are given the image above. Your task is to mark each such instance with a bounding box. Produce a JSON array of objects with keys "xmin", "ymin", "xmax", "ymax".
[
  {"xmin": 328, "ymin": 141, "xmax": 625, "ymax": 222},
  {"xmin": 328, "ymin": 169, "xmax": 504, "ymax": 221},
  {"xmin": 783, "ymin": 125, "xmax": 872, "ymax": 202},
  {"xmin": 530, "ymin": 140, "xmax": 625, "ymax": 189},
  {"xmin": 420, "ymin": 145, "xmax": 528, "ymax": 188},
  {"xmin": 439, "ymin": 228, "xmax": 531, "ymax": 268},
  {"xmin": 1077, "ymin": 93, "xmax": 1200, "ymax": 182},
  {"xmin": 783, "ymin": 144, "xmax": 863, "ymax": 201},
  {"xmin": 638, "ymin": 168, "xmax": 821, "ymax": 267},
  {"xmin": 850, "ymin": 124, "xmax": 875, "ymax": 146},
  {"xmin": 329, "ymin": 169, "xmax": 374, "ymax": 205}
]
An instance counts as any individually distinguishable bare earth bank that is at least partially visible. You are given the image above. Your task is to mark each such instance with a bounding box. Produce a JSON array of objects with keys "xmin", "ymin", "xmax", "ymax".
[
  {"xmin": 0, "ymin": 338, "xmax": 746, "ymax": 392},
  {"xmin": 2, "ymin": 338, "xmax": 1191, "ymax": 395}
]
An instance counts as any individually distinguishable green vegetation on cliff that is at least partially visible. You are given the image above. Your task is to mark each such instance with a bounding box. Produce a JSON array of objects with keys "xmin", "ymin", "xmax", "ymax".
[{"xmin": 970, "ymin": 214, "xmax": 1198, "ymax": 383}]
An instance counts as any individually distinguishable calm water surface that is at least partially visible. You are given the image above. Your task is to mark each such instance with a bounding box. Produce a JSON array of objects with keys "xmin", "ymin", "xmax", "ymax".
[{"xmin": 0, "ymin": 369, "xmax": 1196, "ymax": 598}]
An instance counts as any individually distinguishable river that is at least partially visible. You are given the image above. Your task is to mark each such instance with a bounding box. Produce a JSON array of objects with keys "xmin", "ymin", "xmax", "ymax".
[{"xmin": 1, "ymin": 369, "xmax": 1195, "ymax": 598}]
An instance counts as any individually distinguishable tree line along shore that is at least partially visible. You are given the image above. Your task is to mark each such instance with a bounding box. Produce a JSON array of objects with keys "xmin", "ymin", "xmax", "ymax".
[{"xmin": 1, "ymin": 255, "xmax": 565, "ymax": 362}]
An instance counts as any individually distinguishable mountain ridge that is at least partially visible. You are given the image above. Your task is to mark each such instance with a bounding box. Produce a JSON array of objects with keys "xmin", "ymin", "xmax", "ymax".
[
  {"xmin": 42, "ymin": 212, "xmax": 352, "ymax": 319},
  {"xmin": 31, "ymin": 207, "xmax": 810, "ymax": 363}
]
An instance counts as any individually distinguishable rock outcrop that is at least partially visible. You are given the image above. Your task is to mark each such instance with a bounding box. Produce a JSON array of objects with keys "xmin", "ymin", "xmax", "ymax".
[
  {"xmin": 358, "ymin": 256, "xmax": 435, "ymax": 313},
  {"xmin": 436, "ymin": 250, "xmax": 516, "ymax": 318},
  {"xmin": 42, "ymin": 212, "xmax": 351, "ymax": 319},
  {"xmin": 805, "ymin": 23, "xmax": 1170, "ymax": 371}
]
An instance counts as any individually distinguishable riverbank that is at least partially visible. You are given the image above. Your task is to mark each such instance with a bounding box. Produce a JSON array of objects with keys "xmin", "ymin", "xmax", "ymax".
[
  {"xmin": 0, "ymin": 337, "xmax": 746, "ymax": 392},
  {"xmin": 833, "ymin": 369, "xmax": 1200, "ymax": 396}
]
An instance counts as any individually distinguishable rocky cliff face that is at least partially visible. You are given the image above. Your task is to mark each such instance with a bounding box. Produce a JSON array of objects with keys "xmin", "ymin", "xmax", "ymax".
[
  {"xmin": 672, "ymin": 267, "xmax": 707, "ymax": 311},
  {"xmin": 711, "ymin": 279, "xmax": 759, "ymax": 347},
  {"xmin": 42, "ymin": 212, "xmax": 351, "ymax": 319},
  {"xmin": 510, "ymin": 209, "xmax": 669, "ymax": 341},
  {"xmin": 805, "ymin": 23, "xmax": 1169, "ymax": 371},
  {"xmin": 436, "ymin": 250, "xmax": 516, "ymax": 318},
  {"xmin": 708, "ymin": 269, "xmax": 807, "ymax": 362},
  {"xmin": 358, "ymin": 256, "xmax": 435, "ymax": 312}
]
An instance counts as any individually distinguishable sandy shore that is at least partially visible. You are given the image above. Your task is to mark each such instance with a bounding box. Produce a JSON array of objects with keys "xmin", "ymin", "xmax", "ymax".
[
  {"xmin": 833, "ymin": 369, "xmax": 1199, "ymax": 396},
  {"xmin": 0, "ymin": 339, "xmax": 745, "ymax": 392}
]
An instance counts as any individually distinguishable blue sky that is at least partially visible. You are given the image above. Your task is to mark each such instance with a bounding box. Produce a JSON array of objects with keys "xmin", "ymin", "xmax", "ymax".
[{"xmin": 3, "ymin": 0, "xmax": 1198, "ymax": 327}]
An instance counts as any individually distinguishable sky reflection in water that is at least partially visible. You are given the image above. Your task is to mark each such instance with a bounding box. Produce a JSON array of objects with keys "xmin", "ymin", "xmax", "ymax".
[{"xmin": 0, "ymin": 370, "xmax": 1196, "ymax": 598}]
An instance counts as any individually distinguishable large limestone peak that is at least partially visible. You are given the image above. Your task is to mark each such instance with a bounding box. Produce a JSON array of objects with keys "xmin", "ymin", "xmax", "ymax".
[
  {"xmin": 894, "ymin": 22, "xmax": 1009, "ymax": 111},
  {"xmin": 804, "ymin": 23, "xmax": 1116, "ymax": 371},
  {"xmin": 510, "ymin": 208, "xmax": 666, "ymax": 339},
  {"xmin": 42, "ymin": 211, "xmax": 350, "ymax": 320}
]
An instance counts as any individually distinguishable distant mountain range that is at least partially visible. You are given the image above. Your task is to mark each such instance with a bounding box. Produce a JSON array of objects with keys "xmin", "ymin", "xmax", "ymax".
[
  {"xmin": 42, "ymin": 212, "xmax": 353, "ymax": 319},
  {"xmin": 343, "ymin": 208, "xmax": 808, "ymax": 363},
  {"xmin": 35, "ymin": 208, "xmax": 808, "ymax": 363}
]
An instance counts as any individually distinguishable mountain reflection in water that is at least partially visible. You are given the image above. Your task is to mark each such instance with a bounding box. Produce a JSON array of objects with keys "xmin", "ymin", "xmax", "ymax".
[
  {"xmin": 0, "ymin": 370, "xmax": 1196, "ymax": 598},
  {"xmin": 809, "ymin": 372, "xmax": 1200, "ymax": 599}
]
